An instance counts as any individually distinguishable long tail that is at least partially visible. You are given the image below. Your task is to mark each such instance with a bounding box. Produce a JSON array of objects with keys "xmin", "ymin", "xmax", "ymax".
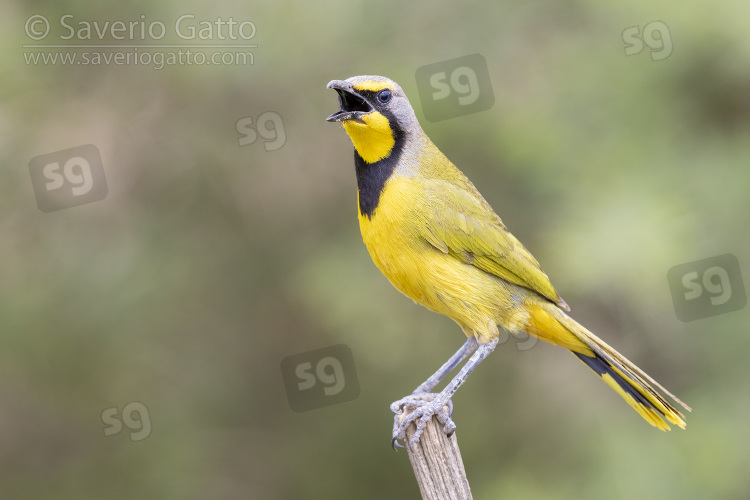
[{"xmin": 524, "ymin": 301, "xmax": 691, "ymax": 430}]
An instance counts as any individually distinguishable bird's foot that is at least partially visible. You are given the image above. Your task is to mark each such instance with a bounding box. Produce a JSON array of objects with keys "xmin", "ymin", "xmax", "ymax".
[{"xmin": 390, "ymin": 392, "xmax": 455, "ymax": 450}]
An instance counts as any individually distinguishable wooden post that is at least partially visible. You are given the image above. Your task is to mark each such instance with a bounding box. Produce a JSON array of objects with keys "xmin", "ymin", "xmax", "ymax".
[{"xmin": 398, "ymin": 407, "xmax": 473, "ymax": 500}]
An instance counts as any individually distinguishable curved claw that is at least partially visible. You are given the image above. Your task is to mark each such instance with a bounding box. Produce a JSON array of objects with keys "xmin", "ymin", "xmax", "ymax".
[
  {"xmin": 444, "ymin": 398, "xmax": 454, "ymax": 417},
  {"xmin": 444, "ymin": 419, "xmax": 457, "ymax": 437},
  {"xmin": 391, "ymin": 437, "xmax": 404, "ymax": 451}
]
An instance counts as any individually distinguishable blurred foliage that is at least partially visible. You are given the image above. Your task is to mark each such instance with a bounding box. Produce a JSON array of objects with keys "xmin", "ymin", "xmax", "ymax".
[{"xmin": 2, "ymin": 0, "xmax": 750, "ymax": 498}]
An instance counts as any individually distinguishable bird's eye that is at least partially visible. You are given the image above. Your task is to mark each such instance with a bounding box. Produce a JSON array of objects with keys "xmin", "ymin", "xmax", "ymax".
[{"xmin": 377, "ymin": 89, "xmax": 392, "ymax": 104}]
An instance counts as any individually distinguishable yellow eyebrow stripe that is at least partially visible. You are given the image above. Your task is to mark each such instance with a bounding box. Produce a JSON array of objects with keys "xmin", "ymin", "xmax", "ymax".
[{"xmin": 353, "ymin": 80, "xmax": 393, "ymax": 92}]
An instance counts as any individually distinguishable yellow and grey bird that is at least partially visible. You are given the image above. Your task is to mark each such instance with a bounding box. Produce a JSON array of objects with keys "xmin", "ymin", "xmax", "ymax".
[{"xmin": 326, "ymin": 75, "xmax": 690, "ymax": 448}]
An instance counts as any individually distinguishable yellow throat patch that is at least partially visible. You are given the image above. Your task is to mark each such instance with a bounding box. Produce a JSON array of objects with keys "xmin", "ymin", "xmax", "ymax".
[{"xmin": 342, "ymin": 111, "xmax": 395, "ymax": 164}]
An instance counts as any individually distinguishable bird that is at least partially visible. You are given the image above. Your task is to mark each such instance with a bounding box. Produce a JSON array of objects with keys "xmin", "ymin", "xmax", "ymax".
[{"xmin": 325, "ymin": 75, "xmax": 690, "ymax": 449}]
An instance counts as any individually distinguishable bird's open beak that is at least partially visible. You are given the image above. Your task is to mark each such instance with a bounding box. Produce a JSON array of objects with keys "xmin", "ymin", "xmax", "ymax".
[{"xmin": 326, "ymin": 80, "xmax": 372, "ymax": 122}]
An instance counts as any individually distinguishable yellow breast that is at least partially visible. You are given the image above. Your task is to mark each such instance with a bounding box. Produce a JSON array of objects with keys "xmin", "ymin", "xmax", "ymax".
[
  {"xmin": 358, "ymin": 174, "xmax": 427, "ymax": 303},
  {"xmin": 357, "ymin": 173, "xmax": 523, "ymax": 340}
]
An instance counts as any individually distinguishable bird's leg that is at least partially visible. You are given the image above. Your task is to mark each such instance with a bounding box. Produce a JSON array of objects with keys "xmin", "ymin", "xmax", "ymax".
[
  {"xmin": 391, "ymin": 337, "xmax": 499, "ymax": 449},
  {"xmin": 389, "ymin": 338, "xmax": 477, "ymax": 449},
  {"xmin": 412, "ymin": 337, "xmax": 479, "ymax": 394}
]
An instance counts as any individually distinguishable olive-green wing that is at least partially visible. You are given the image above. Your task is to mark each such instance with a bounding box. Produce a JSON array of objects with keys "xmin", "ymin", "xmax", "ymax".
[{"xmin": 419, "ymin": 177, "xmax": 568, "ymax": 310}]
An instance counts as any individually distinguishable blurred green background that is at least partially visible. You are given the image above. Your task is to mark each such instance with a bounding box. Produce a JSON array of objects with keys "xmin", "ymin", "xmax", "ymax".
[{"xmin": 3, "ymin": 0, "xmax": 750, "ymax": 498}]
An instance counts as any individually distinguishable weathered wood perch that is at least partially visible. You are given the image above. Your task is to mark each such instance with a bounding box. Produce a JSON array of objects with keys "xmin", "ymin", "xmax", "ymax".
[{"xmin": 398, "ymin": 406, "xmax": 473, "ymax": 500}]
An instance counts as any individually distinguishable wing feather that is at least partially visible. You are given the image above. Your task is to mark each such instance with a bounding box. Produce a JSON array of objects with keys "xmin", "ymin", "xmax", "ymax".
[{"xmin": 419, "ymin": 178, "xmax": 568, "ymax": 309}]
